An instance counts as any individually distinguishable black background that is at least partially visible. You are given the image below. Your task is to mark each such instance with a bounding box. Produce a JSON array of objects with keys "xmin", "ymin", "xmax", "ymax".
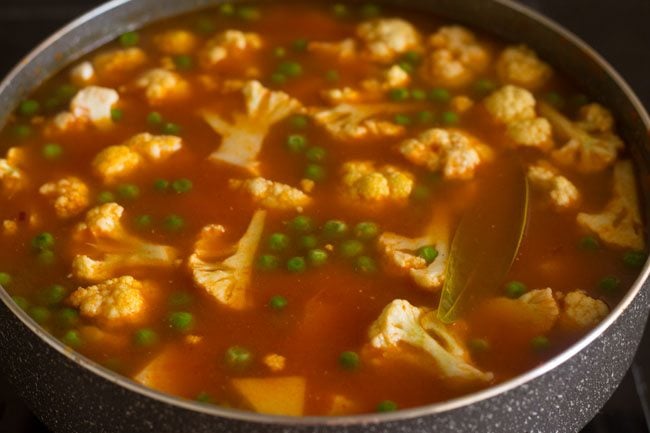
[{"xmin": 0, "ymin": 1, "xmax": 648, "ymax": 432}]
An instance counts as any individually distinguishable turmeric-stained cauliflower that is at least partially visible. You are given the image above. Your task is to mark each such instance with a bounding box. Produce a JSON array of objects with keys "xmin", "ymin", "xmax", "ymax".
[
  {"xmin": 69, "ymin": 86, "xmax": 120, "ymax": 128},
  {"xmin": 539, "ymin": 101, "xmax": 623, "ymax": 173},
  {"xmin": 309, "ymin": 38, "xmax": 357, "ymax": 61},
  {"xmin": 495, "ymin": 45, "xmax": 552, "ymax": 90},
  {"xmin": 398, "ymin": 128, "xmax": 491, "ymax": 180},
  {"xmin": 341, "ymin": 161, "xmax": 414, "ymax": 203},
  {"xmin": 229, "ymin": 177, "xmax": 311, "ymax": 211},
  {"xmin": 70, "ymin": 61, "xmax": 96, "ymax": 86},
  {"xmin": 0, "ymin": 148, "xmax": 27, "ymax": 195},
  {"xmin": 154, "ymin": 29, "xmax": 198, "ymax": 55},
  {"xmin": 199, "ymin": 30, "xmax": 262, "ymax": 69},
  {"xmin": 356, "ymin": 18, "xmax": 420, "ymax": 63},
  {"xmin": 368, "ymin": 299, "xmax": 493, "ymax": 383},
  {"xmin": 201, "ymin": 80, "xmax": 302, "ymax": 173},
  {"xmin": 68, "ymin": 275, "xmax": 144, "ymax": 321},
  {"xmin": 421, "ymin": 26, "xmax": 490, "ymax": 87},
  {"xmin": 39, "ymin": 176, "xmax": 90, "ymax": 218},
  {"xmin": 480, "ymin": 288, "xmax": 560, "ymax": 336},
  {"xmin": 187, "ymin": 210, "xmax": 266, "ymax": 310},
  {"xmin": 92, "ymin": 133, "xmax": 182, "ymax": 183},
  {"xmin": 527, "ymin": 161, "xmax": 580, "ymax": 210},
  {"xmin": 559, "ymin": 290, "xmax": 609, "ymax": 329},
  {"xmin": 577, "ymin": 160, "xmax": 644, "ymax": 250},
  {"xmin": 72, "ymin": 203, "xmax": 179, "ymax": 282},
  {"xmin": 134, "ymin": 68, "xmax": 190, "ymax": 105},
  {"xmin": 506, "ymin": 117, "xmax": 553, "ymax": 150},
  {"xmin": 263, "ymin": 353, "xmax": 287, "ymax": 373},
  {"xmin": 322, "ymin": 65, "xmax": 410, "ymax": 105},
  {"xmin": 311, "ymin": 103, "xmax": 405, "ymax": 142},
  {"xmin": 93, "ymin": 47, "xmax": 147, "ymax": 78},
  {"xmin": 378, "ymin": 213, "xmax": 449, "ymax": 290}
]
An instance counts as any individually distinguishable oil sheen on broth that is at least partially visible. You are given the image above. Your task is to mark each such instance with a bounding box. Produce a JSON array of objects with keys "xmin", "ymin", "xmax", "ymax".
[{"xmin": 0, "ymin": 1, "xmax": 645, "ymax": 417}]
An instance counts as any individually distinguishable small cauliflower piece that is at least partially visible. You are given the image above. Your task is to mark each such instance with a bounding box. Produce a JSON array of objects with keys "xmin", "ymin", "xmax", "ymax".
[
  {"xmin": 341, "ymin": 161, "xmax": 414, "ymax": 203},
  {"xmin": 309, "ymin": 38, "xmax": 357, "ymax": 61},
  {"xmin": 480, "ymin": 288, "xmax": 560, "ymax": 336},
  {"xmin": 496, "ymin": 45, "xmax": 552, "ymax": 90},
  {"xmin": 263, "ymin": 353, "xmax": 287, "ymax": 372},
  {"xmin": 92, "ymin": 133, "xmax": 182, "ymax": 183},
  {"xmin": 368, "ymin": 299, "xmax": 493, "ymax": 383},
  {"xmin": 378, "ymin": 212, "xmax": 449, "ymax": 290},
  {"xmin": 506, "ymin": 117, "xmax": 553, "ymax": 150},
  {"xmin": 68, "ymin": 276, "xmax": 144, "ymax": 321},
  {"xmin": 69, "ymin": 61, "xmax": 96, "ymax": 86},
  {"xmin": 484, "ymin": 85, "xmax": 536, "ymax": 124},
  {"xmin": 187, "ymin": 210, "xmax": 266, "ymax": 310},
  {"xmin": 39, "ymin": 176, "xmax": 90, "ymax": 218},
  {"xmin": 201, "ymin": 80, "xmax": 302, "ymax": 173},
  {"xmin": 0, "ymin": 148, "xmax": 27, "ymax": 195},
  {"xmin": 450, "ymin": 95, "xmax": 474, "ymax": 113},
  {"xmin": 93, "ymin": 47, "xmax": 147, "ymax": 78},
  {"xmin": 2, "ymin": 220, "xmax": 18, "ymax": 236},
  {"xmin": 539, "ymin": 101, "xmax": 624, "ymax": 173},
  {"xmin": 70, "ymin": 86, "xmax": 120, "ymax": 128},
  {"xmin": 311, "ymin": 103, "xmax": 405, "ymax": 142},
  {"xmin": 322, "ymin": 65, "xmax": 410, "ymax": 105},
  {"xmin": 154, "ymin": 29, "xmax": 198, "ymax": 55},
  {"xmin": 229, "ymin": 177, "xmax": 311, "ymax": 211},
  {"xmin": 576, "ymin": 103, "xmax": 615, "ymax": 133},
  {"xmin": 527, "ymin": 161, "xmax": 580, "ymax": 210},
  {"xmin": 72, "ymin": 203, "xmax": 179, "ymax": 281},
  {"xmin": 199, "ymin": 30, "xmax": 262, "ymax": 68},
  {"xmin": 421, "ymin": 26, "xmax": 490, "ymax": 87},
  {"xmin": 232, "ymin": 376, "xmax": 306, "ymax": 416},
  {"xmin": 134, "ymin": 68, "xmax": 190, "ymax": 105},
  {"xmin": 356, "ymin": 18, "xmax": 420, "ymax": 62},
  {"xmin": 577, "ymin": 160, "xmax": 644, "ymax": 250},
  {"xmin": 559, "ymin": 290, "xmax": 609, "ymax": 329}
]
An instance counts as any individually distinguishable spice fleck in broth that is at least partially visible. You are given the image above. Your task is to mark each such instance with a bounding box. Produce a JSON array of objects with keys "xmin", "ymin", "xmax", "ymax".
[{"xmin": 0, "ymin": 2, "xmax": 645, "ymax": 416}]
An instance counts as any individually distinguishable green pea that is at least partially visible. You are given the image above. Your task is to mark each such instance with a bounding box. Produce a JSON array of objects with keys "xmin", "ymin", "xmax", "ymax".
[
  {"xmin": 147, "ymin": 111, "xmax": 163, "ymax": 126},
  {"xmin": 299, "ymin": 235, "xmax": 318, "ymax": 250},
  {"xmin": 306, "ymin": 147, "xmax": 327, "ymax": 163},
  {"xmin": 41, "ymin": 284, "xmax": 66, "ymax": 305},
  {"xmin": 278, "ymin": 61, "xmax": 302, "ymax": 77},
  {"xmin": 225, "ymin": 346, "xmax": 253, "ymax": 369},
  {"xmin": 237, "ymin": 6, "xmax": 261, "ymax": 21},
  {"xmin": 323, "ymin": 220, "xmax": 348, "ymax": 238},
  {"xmin": 411, "ymin": 89, "xmax": 427, "ymax": 101},
  {"xmin": 305, "ymin": 164, "xmax": 326, "ymax": 182},
  {"xmin": 37, "ymin": 250, "xmax": 56, "ymax": 266},
  {"xmin": 505, "ymin": 281, "xmax": 527, "ymax": 299},
  {"xmin": 194, "ymin": 17, "xmax": 216, "ymax": 35},
  {"xmin": 292, "ymin": 38, "xmax": 309, "ymax": 52},
  {"xmin": 473, "ymin": 78, "xmax": 497, "ymax": 95},
  {"xmin": 430, "ymin": 88, "xmax": 451, "ymax": 103},
  {"xmin": 308, "ymin": 249, "xmax": 329, "ymax": 267},
  {"xmin": 168, "ymin": 292, "xmax": 194, "ymax": 308},
  {"xmin": 468, "ymin": 338, "xmax": 490, "ymax": 353},
  {"xmin": 12, "ymin": 124, "xmax": 32, "ymax": 139},
  {"xmin": 0, "ymin": 272, "xmax": 12, "ymax": 286},
  {"xmin": 62, "ymin": 330, "xmax": 82, "ymax": 348},
  {"xmin": 396, "ymin": 61, "xmax": 414, "ymax": 74},
  {"xmin": 287, "ymin": 256, "xmax": 307, "ymax": 273},
  {"xmin": 598, "ymin": 276, "xmax": 620, "ymax": 294},
  {"xmin": 134, "ymin": 328, "xmax": 158, "ymax": 347},
  {"xmin": 268, "ymin": 295, "xmax": 288, "ymax": 310},
  {"xmin": 119, "ymin": 31, "xmax": 139, "ymax": 47},
  {"xmin": 196, "ymin": 392, "xmax": 214, "ymax": 403},
  {"xmin": 55, "ymin": 84, "xmax": 77, "ymax": 101},
  {"xmin": 544, "ymin": 92, "xmax": 565, "ymax": 109},
  {"xmin": 271, "ymin": 72, "xmax": 288, "ymax": 86},
  {"xmin": 441, "ymin": 111, "xmax": 459, "ymax": 125},
  {"xmin": 360, "ymin": 3, "xmax": 381, "ymax": 18},
  {"xmin": 339, "ymin": 239, "xmax": 364, "ymax": 258},
  {"xmin": 163, "ymin": 214, "xmax": 185, "ymax": 232},
  {"xmin": 273, "ymin": 47, "xmax": 287, "ymax": 58},
  {"xmin": 117, "ymin": 183, "xmax": 140, "ymax": 200},
  {"xmin": 289, "ymin": 215, "xmax": 314, "ymax": 233},
  {"xmin": 376, "ymin": 400, "xmax": 398, "ymax": 413},
  {"xmin": 353, "ymin": 222, "xmax": 379, "ymax": 241},
  {"xmin": 286, "ymin": 134, "xmax": 307, "ymax": 152},
  {"xmin": 531, "ymin": 336, "xmax": 550, "ymax": 352},
  {"xmin": 623, "ymin": 251, "xmax": 646, "ymax": 268},
  {"xmin": 19, "ymin": 99, "xmax": 40, "ymax": 117},
  {"xmin": 12, "ymin": 296, "xmax": 29, "ymax": 310},
  {"xmin": 325, "ymin": 70, "xmax": 340, "ymax": 83},
  {"xmin": 32, "ymin": 232, "xmax": 55, "ymax": 251},
  {"xmin": 393, "ymin": 114, "xmax": 412, "ymax": 126},
  {"xmin": 28, "ymin": 306, "xmax": 51, "ymax": 324},
  {"xmin": 257, "ymin": 254, "xmax": 280, "ymax": 271},
  {"xmin": 56, "ymin": 308, "xmax": 79, "ymax": 327},
  {"xmin": 417, "ymin": 110, "xmax": 435, "ymax": 124},
  {"xmin": 338, "ymin": 351, "xmax": 360, "ymax": 370},
  {"xmin": 289, "ymin": 114, "xmax": 309, "ymax": 129},
  {"xmin": 42, "ymin": 143, "xmax": 63, "ymax": 160},
  {"xmin": 162, "ymin": 122, "xmax": 181, "ymax": 136},
  {"xmin": 579, "ymin": 235, "xmax": 600, "ymax": 251},
  {"xmin": 168, "ymin": 311, "xmax": 194, "ymax": 332},
  {"xmin": 332, "ymin": 3, "xmax": 349, "ymax": 18},
  {"xmin": 268, "ymin": 233, "xmax": 290, "ymax": 252},
  {"xmin": 110, "ymin": 108, "xmax": 123, "ymax": 122},
  {"xmin": 97, "ymin": 191, "xmax": 115, "ymax": 204},
  {"xmin": 410, "ymin": 184, "xmax": 431, "ymax": 202},
  {"xmin": 135, "ymin": 215, "xmax": 153, "ymax": 229},
  {"xmin": 153, "ymin": 178, "xmax": 170, "ymax": 192},
  {"xmin": 388, "ymin": 88, "xmax": 410, "ymax": 102},
  {"xmin": 172, "ymin": 178, "xmax": 193, "ymax": 194},
  {"xmin": 173, "ymin": 55, "xmax": 194, "ymax": 71},
  {"xmin": 219, "ymin": 3, "xmax": 235, "ymax": 16},
  {"xmin": 355, "ymin": 256, "xmax": 377, "ymax": 274},
  {"xmin": 417, "ymin": 246, "xmax": 438, "ymax": 264}
]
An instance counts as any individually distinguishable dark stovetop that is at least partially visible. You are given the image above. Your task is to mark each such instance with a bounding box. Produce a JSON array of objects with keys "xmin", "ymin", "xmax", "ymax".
[{"xmin": 0, "ymin": 1, "xmax": 649, "ymax": 432}]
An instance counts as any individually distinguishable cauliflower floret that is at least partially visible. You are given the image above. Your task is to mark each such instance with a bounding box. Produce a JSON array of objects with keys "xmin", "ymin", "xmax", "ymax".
[
  {"xmin": 368, "ymin": 299, "xmax": 493, "ymax": 383},
  {"xmin": 576, "ymin": 103, "xmax": 615, "ymax": 133},
  {"xmin": 356, "ymin": 18, "xmax": 420, "ymax": 63},
  {"xmin": 92, "ymin": 133, "xmax": 182, "ymax": 183},
  {"xmin": 68, "ymin": 86, "xmax": 119, "ymax": 128},
  {"xmin": 309, "ymin": 38, "xmax": 357, "ymax": 61},
  {"xmin": 450, "ymin": 95, "xmax": 474, "ymax": 113},
  {"xmin": 263, "ymin": 353, "xmax": 287, "ymax": 372},
  {"xmin": 479, "ymin": 288, "xmax": 560, "ymax": 336},
  {"xmin": 577, "ymin": 160, "xmax": 644, "ymax": 249},
  {"xmin": 378, "ymin": 213, "xmax": 449, "ymax": 290},
  {"xmin": 527, "ymin": 161, "xmax": 580, "ymax": 210},
  {"xmin": 134, "ymin": 68, "xmax": 190, "ymax": 105},
  {"xmin": 311, "ymin": 103, "xmax": 405, "ymax": 142},
  {"xmin": 484, "ymin": 85, "xmax": 536, "ymax": 124},
  {"xmin": 71, "ymin": 203, "xmax": 179, "ymax": 281},
  {"xmin": 229, "ymin": 177, "xmax": 311, "ymax": 211},
  {"xmin": 68, "ymin": 276, "xmax": 144, "ymax": 321},
  {"xmin": 322, "ymin": 65, "xmax": 410, "ymax": 105},
  {"xmin": 0, "ymin": 147, "xmax": 27, "ymax": 195},
  {"xmin": 201, "ymin": 80, "xmax": 302, "ymax": 173},
  {"xmin": 559, "ymin": 290, "xmax": 609, "ymax": 329},
  {"xmin": 495, "ymin": 45, "xmax": 552, "ymax": 90},
  {"xmin": 506, "ymin": 117, "xmax": 553, "ymax": 150},
  {"xmin": 70, "ymin": 61, "xmax": 96, "ymax": 86},
  {"xmin": 2, "ymin": 220, "xmax": 18, "ymax": 236},
  {"xmin": 421, "ymin": 26, "xmax": 490, "ymax": 87},
  {"xmin": 398, "ymin": 128, "xmax": 492, "ymax": 180},
  {"xmin": 93, "ymin": 47, "xmax": 147, "ymax": 78},
  {"xmin": 199, "ymin": 30, "xmax": 262, "ymax": 69},
  {"xmin": 154, "ymin": 29, "xmax": 198, "ymax": 55},
  {"xmin": 39, "ymin": 176, "xmax": 90, "ymax": 218},
  {"xmin": 539, "ymin": 101, "xmax": 624, "ymax": 173},
  {"xmin": 187, "ymin": 210, "xmax": 266, "ymax": 310},
  {"xmin": 341, "ymin": 161, "xmax": 414, "ymax": 202}
]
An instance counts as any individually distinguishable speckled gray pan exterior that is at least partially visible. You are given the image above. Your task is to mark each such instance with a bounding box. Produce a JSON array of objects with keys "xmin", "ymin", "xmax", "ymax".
[{"xmin": 0, "ymin": 1, "xmax": 649, "ymax": 432}]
